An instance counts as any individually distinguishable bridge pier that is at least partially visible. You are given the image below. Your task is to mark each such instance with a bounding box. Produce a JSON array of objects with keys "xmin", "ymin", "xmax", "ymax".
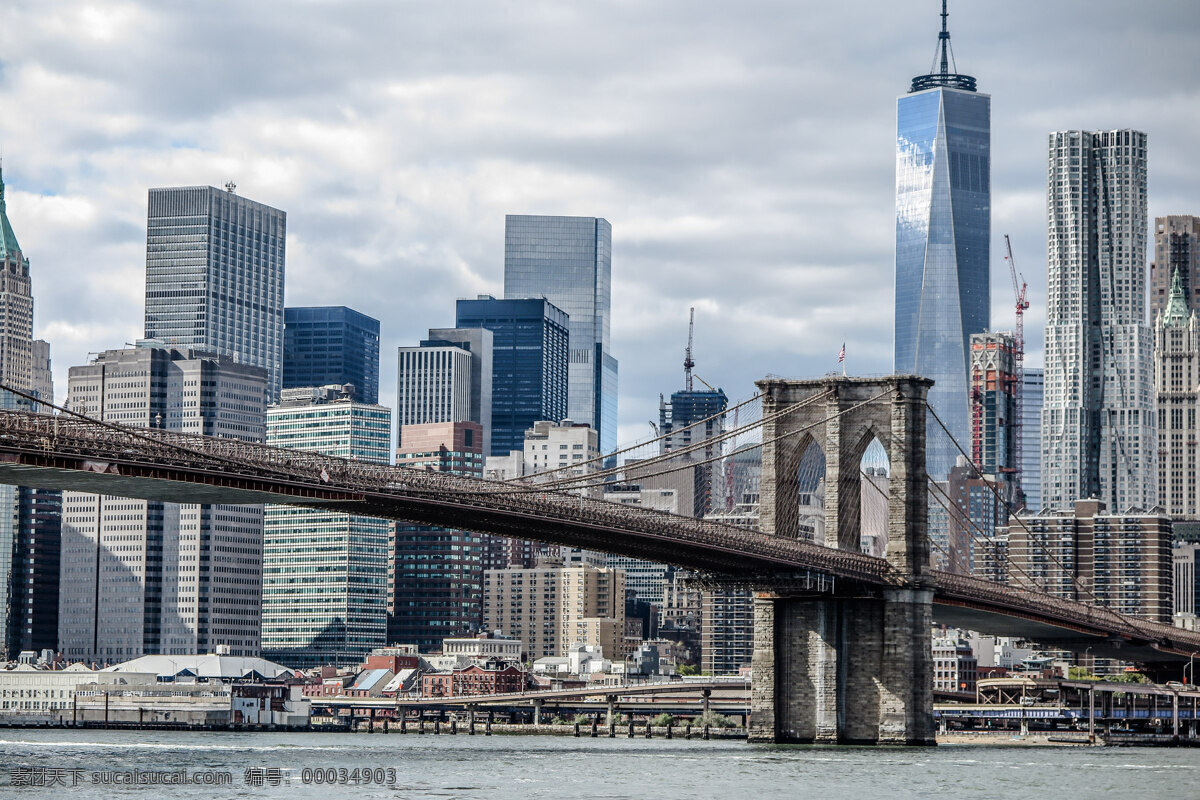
[{"xmin": 750, "ymin": 590, "xmax": 934, "ymax": 745}]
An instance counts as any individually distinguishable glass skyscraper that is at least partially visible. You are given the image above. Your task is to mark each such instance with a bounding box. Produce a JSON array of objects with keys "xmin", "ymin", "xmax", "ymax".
[
  {"xmin": 503, "ymin": 215, "xmax": 618, "ymax": 456},
  {"xmin": 894, "ymin": 7, "xmax": 990, "ymax": 479},
  {"xmin": 144, "ymin": 185, "xmax": 286, "ymax": 400},
  {"xmin": 283, "ymin": 306, "xmax": 380, "ymax": 404},
  {"xmin": 262, "ymin": 385, "xmax": 392, "ymax": 668},
  {"xmin": 455, "ymin": 296, "xmax": 569, "ymax": 457}
]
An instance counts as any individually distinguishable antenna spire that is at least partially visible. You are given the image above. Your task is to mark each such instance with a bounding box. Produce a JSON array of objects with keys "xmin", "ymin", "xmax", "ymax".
[
  {"xmin": 939, "ymin": 0, "xmax": 950, "ymax": 76},
  {"xmin": 909, "ymin": 0, "xmax": 976, "ymax": 93}
]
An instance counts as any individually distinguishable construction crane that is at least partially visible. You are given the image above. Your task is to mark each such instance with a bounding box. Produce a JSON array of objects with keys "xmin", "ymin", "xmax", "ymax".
[
  {"xmin": 683, "ymin": 308, "xmax": 719, "ymax": 392},
  {"xmin": 1004, "ymin": 234, "xmax": 1030, "ymax": 500},
  {"xmin": 684, "ymin": 307, "xmax": 696, "ymax": 391}
]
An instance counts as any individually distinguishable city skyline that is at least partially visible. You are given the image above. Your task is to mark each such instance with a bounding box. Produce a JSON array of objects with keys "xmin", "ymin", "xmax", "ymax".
[{"xmin": 0, "ymin": 2, "xmax": 1197, "ymax": 452}]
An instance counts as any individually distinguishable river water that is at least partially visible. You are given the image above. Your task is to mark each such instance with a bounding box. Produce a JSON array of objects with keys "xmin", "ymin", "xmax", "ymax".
[{"xmin": 0, "ymin": 730, "xmax": 1195, "ymax": 799}]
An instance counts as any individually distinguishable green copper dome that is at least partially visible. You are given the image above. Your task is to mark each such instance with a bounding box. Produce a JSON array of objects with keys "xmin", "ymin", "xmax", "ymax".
[{"xmin": 0, "ymin": 165, "xmax": 23, "ymax": 260}]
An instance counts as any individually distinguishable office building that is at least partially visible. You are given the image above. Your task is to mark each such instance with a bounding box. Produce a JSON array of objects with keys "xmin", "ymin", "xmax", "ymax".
[
  {"xmin": 698, "ymin": 494, "xmax": 760, "ymax": 675},
  {"xmin": 483, "ymin": 562, "xmax": 626, "ymax": 661},
  {"xmin": 262, "ymin": 385, "xmax": 392, "ymax": 669},
  {"xmin": 389, "ymin": 421, "xmax": 485, "ymax": 651},
  {"xmin": 455, "ymin": 296, "xmax": 568, "ymax": 457},
  {"xmin": 1155, "ymin": 270, "xmax": 1200, "ymax": 519},
  {"xmin": 58, "ymin": 346, "xmax": 267, "ymax": 663},
  {"xmin": 894, "ymin": 6, "xmax": 990, "ymax": 479},
  {"xmin": 6, "ymin": 488, "xmax": 61, "ymax": 657},
  {"xmin": 143, "ymin": 185, "xmax": 286, "ymax": 400},
  {"xmin": 1020, "ymin": 369, "xmax": 1044, "ymax": 511},
  {"xmin": 1175, "ymin": 543, "xmax": 1200, "ymax": 625},
  {"xmin": 283, "ymin": 307, "xmax": 380, "ymax": 404},
  {"xmin": 1150, "ymin": 216, "xmax": 1200, "ymax": 321},
  {"xmin": 0, "ymin": 166, "xmax": 41, "ymax": 660},
  {"xmin": 604, "ymin": 485, "xmax": 679, "ymax": 608},
  {"xmin": 503, "ymin": 215, "xmax": 618, "ymax": 455},
  {"xmin": 397, "ymin": 327, "xmax": 493, "ymax": 456},
  {"xmin": 1007, "ymin": 499, "xmax": 1172, "ymax": 623},
  {"xmin": 1042, "ymin": 129, "xmax": 1153, "ymax": 510}
]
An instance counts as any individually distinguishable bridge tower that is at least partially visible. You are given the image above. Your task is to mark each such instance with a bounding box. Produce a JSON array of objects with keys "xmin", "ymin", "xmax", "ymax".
[{"xmin": 750, "ymin": 375, "xmax": 936, "ymax": 745}]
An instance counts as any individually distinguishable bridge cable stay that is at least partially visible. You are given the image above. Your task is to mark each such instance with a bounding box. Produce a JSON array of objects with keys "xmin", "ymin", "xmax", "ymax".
[
  {"xmin": 508, "ymin": 391, "xmax": 766, "ymax": 484},
  {"xmin": 491, "ymin": 389, "xmax": 893, "ymax": 501},
  {"xmin": 925, "ymin": 405, "xmax": 1126, "ymax": 613},
  {"xmin": 858, "ymin": 465, "xmax": 1146, "ymax": 642},
  {"xmin": 923, "ymin": 477, "xmax": 1111, "ymax": 611},
  {"xmin": 507, "ymin": 390, "xmax": 798, "ymax": 492}
]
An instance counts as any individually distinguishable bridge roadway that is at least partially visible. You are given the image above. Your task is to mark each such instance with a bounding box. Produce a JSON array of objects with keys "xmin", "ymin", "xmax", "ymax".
[{"xmin": 1, "ymin": 409, "xmax": 1199, "ymax": 666}]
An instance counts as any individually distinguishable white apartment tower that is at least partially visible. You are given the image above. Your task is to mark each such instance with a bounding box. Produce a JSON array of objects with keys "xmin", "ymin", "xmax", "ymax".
[
  {"xmin": 58, "ymin": 346, "xmax": 267, "ymax": 663},
  {"xmin": 1041, "ymin": 129, "xmax": 1154, "ymax": 510}
]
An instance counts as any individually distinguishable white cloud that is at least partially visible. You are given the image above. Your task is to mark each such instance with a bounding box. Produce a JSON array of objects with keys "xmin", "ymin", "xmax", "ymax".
[{"xmin": 0, "ymin": 0, "xmax": 1196, "ymax": 433}]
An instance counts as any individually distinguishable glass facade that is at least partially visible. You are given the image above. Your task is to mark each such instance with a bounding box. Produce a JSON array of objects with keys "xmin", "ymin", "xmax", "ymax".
[
  {"xmin": 895, "ymin": 87, "xmax": 990, "ymax": 479},
  {"xmin": 144, "ymin": 186, "xmax": 286, "ymax": 400},
  {"xmin": 455, "ymin": 297, "xmax": 569, "ymax": 457},
  {"xmin": 283, "ymin": 306, "xmax": 380, "ymax": 404},
  {"xmin": 262, "ymin": 395, "xmax": 392, "ymax": 668},
  {"xmin": 503, "ymin": 215, "xmax": 618, "ymax": 455}
]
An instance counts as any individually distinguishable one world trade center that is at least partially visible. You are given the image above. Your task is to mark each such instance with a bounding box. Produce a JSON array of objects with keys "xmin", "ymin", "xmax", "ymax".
[{"xmin": 894, "ymin": 0, "xmax": 990, "ymax": 479}]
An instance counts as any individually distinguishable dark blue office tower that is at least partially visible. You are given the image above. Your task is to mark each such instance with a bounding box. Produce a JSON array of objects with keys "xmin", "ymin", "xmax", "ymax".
[
  {"xmin": 455, "ymin": 296, "xmax": 569, "ymax": 457},
  {"xmin": 283, "ymin": 306, "xmax": 381, "ymax": 404}
]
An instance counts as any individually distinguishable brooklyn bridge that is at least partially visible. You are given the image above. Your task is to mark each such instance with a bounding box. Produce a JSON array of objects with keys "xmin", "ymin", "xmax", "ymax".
[{"xmin": 0, "ymin": 375, "xmax": 1197, "ymax": 745}]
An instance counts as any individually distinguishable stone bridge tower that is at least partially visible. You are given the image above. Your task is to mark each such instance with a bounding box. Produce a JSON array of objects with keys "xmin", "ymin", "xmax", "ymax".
[{"xmin": 749, "ymin": 375, "xmax": 936, "ymax": 745}]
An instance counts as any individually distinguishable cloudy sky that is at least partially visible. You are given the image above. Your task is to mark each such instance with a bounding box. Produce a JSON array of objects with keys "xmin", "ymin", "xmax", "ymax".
[{"xmin": 1, "ymin": 1, "xmax": 1198, "ymax": 447}]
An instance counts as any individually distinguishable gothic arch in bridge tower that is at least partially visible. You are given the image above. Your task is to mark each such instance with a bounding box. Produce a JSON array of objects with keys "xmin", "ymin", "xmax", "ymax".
[{"xmin": 757, "ymin": 375, "xmax": 931, "ymax": 576}]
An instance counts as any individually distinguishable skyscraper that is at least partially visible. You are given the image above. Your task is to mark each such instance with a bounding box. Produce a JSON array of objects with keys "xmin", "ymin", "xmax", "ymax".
[
  {"xmin": 396, "ymin": 327, "xmax": 493, "ymax": 456},
  {"xmin": 503, "ymin": 215, "xmax": 618, "ymax": 455},
  {"xmin": 1019, "ymin": 368, "xmax": 1044, "ymax": 512},
  {"xmin": 1042, "ymin": 129, "xmax": 1153, "ymax": 510},
  {"xmin": 283, "ymin": 306, "xmax": 380, "ymax": 404},
  {"xmin": 0, "ymin": 165, "xmax": 39, "ymax": 661},
  {"xmin": 262, "ymin": 385, "xmax": 392, "ymax": 668},
  {"xmin": 389, "ymin": 421, "xmax": 485, "ymax": 651},
  {"xmin": 968, "ymin": 332, "xmax": 1017, "ymax": 503},
  {"xmin": 455, "ymin": 296, "xmax": 568, "ymax": 457},
  {"xmin": 894, "ymin": 3, "xmax": 990, "ymax": 479},
  {"xmin": 144, "ymin": 185, "xmax": 286, "ymax": 400},
  {"xmin": 59, "ymin": 346, "xmax": 268, "ymax": 663},
  {"xmin": 1154, "ymin": 270, "xmax": 1200, "ymax": 519},
  {"xmin": 1150, "ymin": 216, "xmax": 1200, "ymax": 321}
]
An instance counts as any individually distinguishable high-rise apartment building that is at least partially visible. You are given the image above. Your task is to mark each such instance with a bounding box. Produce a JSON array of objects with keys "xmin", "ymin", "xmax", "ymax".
[
  {"xmin": 7, "ymin": 487, "xmax": 61, "ymax": 657},
  {"xmin": 283, "ymin": 307, "xmax": 380, "ymax": 404},
  {"xmin": 503, "ymin": 215, "xmax": 618, "ymax": 455},
  {"xmin": 894, "ymin": 7, "xmax": 990, "ymax": 479},
  {"xmin": 1150, "ymin": 216, "xmax": 1200, "ymax": 321},
  {"xmin": 455, "ymin": 297, "xmax": 568, "ymax": 457},
  {"xmin": 1042, "ymin": 130, "xmax": 1153, "ymax": 510},
  {"xmin": 389, "ymin": 421, "xmax": 485, "ymax": 651},
  {"xmin": 483, "ymin": 562, "xmax": 626, "ymax": 661},
  {"xmin": 262, "ymin": 385, "xmax": 392, "ymax": 668},
  {"xmin": 968, "ymin": 332, "xmax": 1018, "ymax": 503},
  {"xmin": 424, "ymin": 328, "xmax": 493, "ymax": 456},
  {"xmin": 1007, "ymin": 499, "xmax": 1172, "ymax": 623},
  {"xmin": 1020, "ymin": 369, "xmax": 1044, "ymax": 512},
  {"xmin": 59, "ymin": 346, "xmax": 267, "ymax": 663},
  {"xmin": 1155, "ymin": 270, "xmax": 1200, "ymax": 519},
  {"xmin": 143, "ymin": 185, "xmax": 286, "ymax": 400}
]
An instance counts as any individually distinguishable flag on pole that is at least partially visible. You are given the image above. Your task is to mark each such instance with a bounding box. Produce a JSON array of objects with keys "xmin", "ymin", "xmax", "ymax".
[{"xmin": 838, "ymin": 342, "xmax": 846, "ymax": 364}]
